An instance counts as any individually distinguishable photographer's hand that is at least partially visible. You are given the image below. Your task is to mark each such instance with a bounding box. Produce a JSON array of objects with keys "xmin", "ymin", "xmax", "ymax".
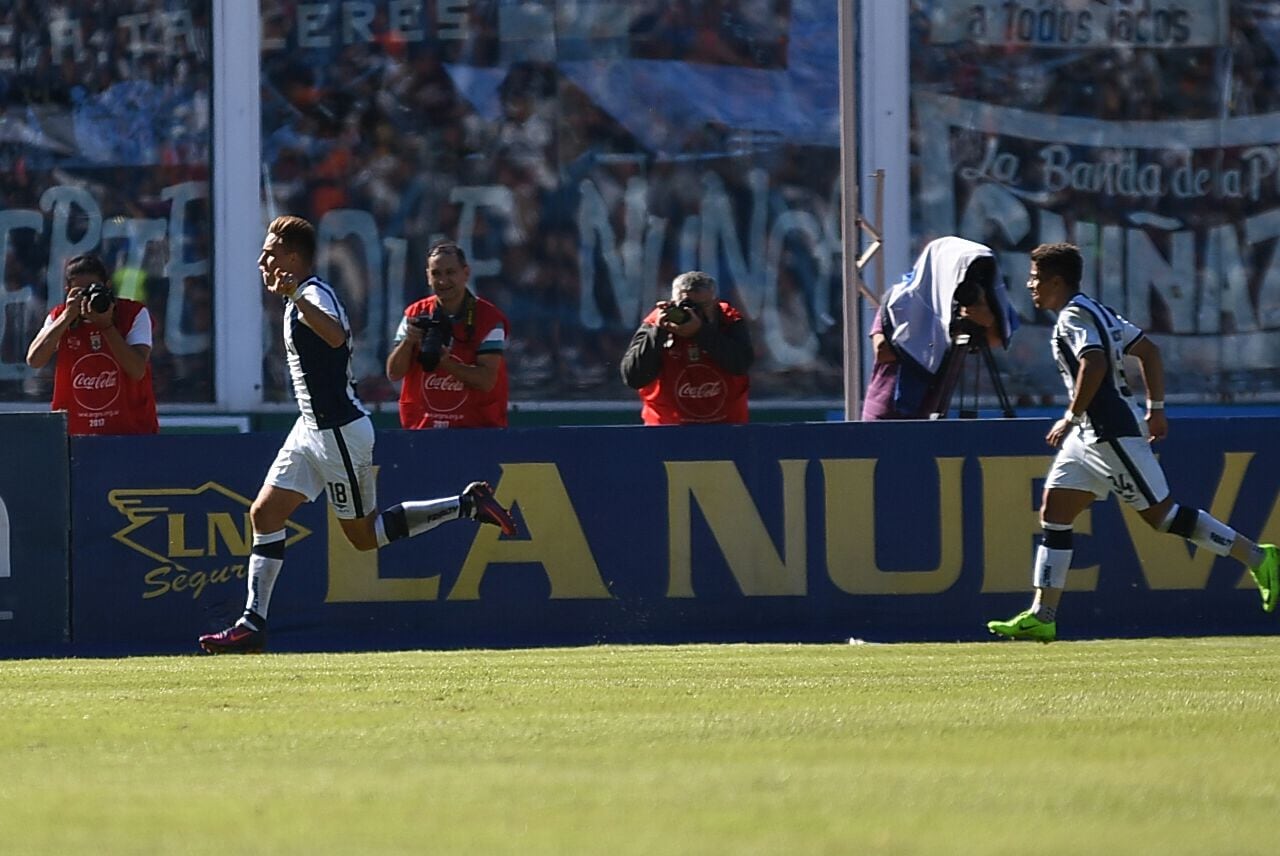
[
  {"xmin": 64, "ymin": 286, "xmax": 85, "ymax": 323},
  {"xmin": 957, "ymin": 302, "xmax": 994, "ymax": 328},
  {"xmin": 387, "ymin": 314, "xmax": 434, "ymax": 382},
  {"xmin": 403, "ymin": 319, "xmax": 425, "ymax": 346},
  {"xmin": 658, "ymin": 309, "xmax": 703, "ymax": 338},
  {"xmin": 440, "ymin": 350, "xmax": 501, "ymax": 392},
  {"xmin": 871, "ymin": 331, "xmax": 897, "ymax": 364}
]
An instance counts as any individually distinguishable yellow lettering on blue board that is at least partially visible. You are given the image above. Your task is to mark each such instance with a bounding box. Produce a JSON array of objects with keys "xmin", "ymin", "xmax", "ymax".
[
  {"xmin": 665, "ymin": 460, "xmax": 808, "ymax": 597},
  {"xmin": 166, "ymin": 513, "xmax": 202, "ymax": 558},
  {"xmin": 1120, "ymin": 452, "xmax": 1252, "ymax": 590},
  {"xmin": 451, "ymin": 463, "xmax": 610, "ymax": 600},
  {"xmin": 326, "ymin": 465, "xmax": 443, "ymax": 603},
  {"xmin": 206, "ymin": 512, "xmax": 251, "ymax": 557},
  {"xmin": 165, "ymin": 512, "xmax": 253, "ymax": 559},
  {"xmin": 978, "ymin": 455, "xmax": 1098, "ymax": 592},
  {"xmin": 822, "ymin": 457, "xmax": 964, "ymax": 594}
]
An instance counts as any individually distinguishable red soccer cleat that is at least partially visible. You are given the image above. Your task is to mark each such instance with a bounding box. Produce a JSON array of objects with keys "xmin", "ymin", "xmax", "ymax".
[
  {"xmin": 198, "ymin": 620, "xmax": 267, "ymax": 654},
  {"xmin": 463, "ymin": 481, "xmax": 517, "ymax": 536}
]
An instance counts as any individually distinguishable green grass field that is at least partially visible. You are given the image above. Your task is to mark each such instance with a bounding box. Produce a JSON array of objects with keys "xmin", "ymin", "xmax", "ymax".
[{"xmin": 2, "ymin": 639, "xmax": 1279, "ymax": 855}]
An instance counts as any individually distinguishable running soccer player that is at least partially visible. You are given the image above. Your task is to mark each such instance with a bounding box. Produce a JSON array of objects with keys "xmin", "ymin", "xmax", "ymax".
[
  {"xmin": 987, "ymin": 242, "xmax": 1278, "ymax": 643},
  {"xmin": 198, "ymin": 216, "xmax": 517, "ymax": 654}
]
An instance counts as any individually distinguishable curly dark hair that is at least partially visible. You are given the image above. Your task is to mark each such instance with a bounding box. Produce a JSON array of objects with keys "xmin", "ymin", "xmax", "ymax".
[{"xmin": 1029, "ymin": 243, "xmax": 1082, "ymax": 291}]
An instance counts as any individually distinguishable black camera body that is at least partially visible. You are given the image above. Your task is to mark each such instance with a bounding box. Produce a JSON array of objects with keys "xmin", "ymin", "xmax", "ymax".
[
  {"xmin": 951, "ymin": 256, "xmax": 995, "ymax": 309},
  {"xmin": 410, "ymin": 310, "xmax": 453, "ymax": 372},
  {"xmin": 660, "ymin": 298, "xmax": 699, "ymax": 325},
  {"xmin": 84, "ymin": 282, "xmax": 115, "ymax": 314}
]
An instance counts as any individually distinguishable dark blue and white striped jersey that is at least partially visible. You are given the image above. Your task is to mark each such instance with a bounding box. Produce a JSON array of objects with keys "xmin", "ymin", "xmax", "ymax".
[
  {"xmin": 284, "ymin": 276, "xmax": 368, "ymax": 429},
  {"xmin": 1051, "ymin": 293, "xmax": 1146, "ymax": 442}
]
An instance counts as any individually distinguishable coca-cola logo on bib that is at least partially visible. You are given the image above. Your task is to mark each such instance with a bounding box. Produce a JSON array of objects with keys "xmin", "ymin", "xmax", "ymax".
[
  {"xmin": 421, "ymin": 371, "xmax": 468, "ymax": 413},
  {"xmin": 71, "ymin": 352, "xmax": 121, "ymax": 411},
  {"xmin": 674, "ymin": 364, "xmax": 726, "ymax": 420}
]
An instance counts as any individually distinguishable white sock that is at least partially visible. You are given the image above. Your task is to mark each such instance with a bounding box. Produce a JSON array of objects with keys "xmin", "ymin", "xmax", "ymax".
[
  {"xmin": 244, "ymin": 529, "xmax": 286, "ymax": 620},
  {"xmin": 1189, "ymin": 512, "xmax": 1236, "ymax": 557},
  {"xmin": 401, "ymin": 497, "xmax": 462, "ymax": 537},
  {"xmin": 376, "ymin": 498, "xmax": 463, "ymax": 546},
  {"xmin": 1033, "ymin": 547, "xmax": 1072, "ymax": 589}
]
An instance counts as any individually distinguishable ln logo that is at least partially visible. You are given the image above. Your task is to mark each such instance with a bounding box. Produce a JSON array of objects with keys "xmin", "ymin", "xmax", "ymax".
[{"xmin": 108, "ymin": 482, "xmax": 311, "ymax": 600}]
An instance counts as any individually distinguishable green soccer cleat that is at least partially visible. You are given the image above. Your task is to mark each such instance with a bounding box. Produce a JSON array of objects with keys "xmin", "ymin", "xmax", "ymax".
[
  {"xmin": 987, "ymin": 610, "xmax": 1056, "ymax": 643},
  {"xmin": 1249, "ymin": 544, "xmax": 1279, "ymax": 614}
]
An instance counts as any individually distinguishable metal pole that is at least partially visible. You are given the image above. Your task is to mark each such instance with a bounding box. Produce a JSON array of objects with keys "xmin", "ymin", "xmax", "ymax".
[
  {"xmin": 213, "ymin": 0, "xmax": 264, "ymax": 410},
  {"xmin": 838, "ymin": 1, "xmax": 862, "ymax": 421}
]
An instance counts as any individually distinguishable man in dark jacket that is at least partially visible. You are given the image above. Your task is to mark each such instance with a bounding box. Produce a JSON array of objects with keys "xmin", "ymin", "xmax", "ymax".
[{"xmin": 621, "ymin": 271, "xmax": 753, "ymax": 425}]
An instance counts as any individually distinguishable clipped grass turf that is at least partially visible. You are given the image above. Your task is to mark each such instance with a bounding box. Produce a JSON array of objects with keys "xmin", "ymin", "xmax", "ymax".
[{"xmin": 2, "ymin": 639, "xmax": 1279, "ymax": 855}]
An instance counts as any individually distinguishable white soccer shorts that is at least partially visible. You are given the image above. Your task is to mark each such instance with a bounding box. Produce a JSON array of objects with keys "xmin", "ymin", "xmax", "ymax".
[
  {"xmin": 265, "ymin": 415, "xmax": 377, "ymax": 519},
  {"xmin": 1044, "ymin": 431, "xmax": 1170, "ymax": 511}
]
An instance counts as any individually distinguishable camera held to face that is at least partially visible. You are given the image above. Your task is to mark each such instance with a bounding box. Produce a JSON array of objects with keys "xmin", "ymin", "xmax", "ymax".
[
  {"xmin": 410, "ymin": 310, "xmax": 453, "ymax": 372},
  {"xmin": 660, "ymin": 298, "xmax": 699, "ymax": 326},
  {"xmin": 83, "ymin": 282, "xmax": 115, "ymax": 315}
]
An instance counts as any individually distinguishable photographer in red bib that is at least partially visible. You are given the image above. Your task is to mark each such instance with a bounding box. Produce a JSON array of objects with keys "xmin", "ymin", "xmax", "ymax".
[
  {"xmin": 387, "ymin": 241, "xmax": 509, "ymax": 429},
  {"xmin": 621, "ymin": 271, "xmax": 754, "ymax": 425},
  {"xmin": 25, "ymin": 253, "xmax": 158, "ymax": 435}
]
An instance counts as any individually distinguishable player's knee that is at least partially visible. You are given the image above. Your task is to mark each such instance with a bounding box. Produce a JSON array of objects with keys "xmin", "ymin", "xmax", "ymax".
[
  {"xmin": 1150, "ymin": 501, "xmax": 1195, "ymax": 536},
  {"xmin": 341, "ymin": 531, "xmax": 376, "ymax": 551},
  {"xmin": 340, "ymin": 518, "xmax": 380, "ymax": 552},
  {"xmin": 249, "ymin": 502, "xmax": 276, "ymax": 533}
]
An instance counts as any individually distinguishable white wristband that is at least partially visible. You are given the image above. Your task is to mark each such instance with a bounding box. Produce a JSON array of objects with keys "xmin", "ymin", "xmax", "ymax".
[
  {"xmin": 1147, "ymin": 400, "xmax": 1164, "ymax": 410},
  {"xmin": 1064, "ymin": 410, "xmax": 1083, "ymax": 426}
]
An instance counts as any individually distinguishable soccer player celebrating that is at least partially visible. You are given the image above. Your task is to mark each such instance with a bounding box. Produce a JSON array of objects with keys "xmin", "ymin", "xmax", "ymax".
[
  {"xmin": 198, "ymin": 216, "xmax": 517, "ymax": 654},
  {"xmin": 987, "ymin": 242, "xmax": 1278, "ymax": 643}
]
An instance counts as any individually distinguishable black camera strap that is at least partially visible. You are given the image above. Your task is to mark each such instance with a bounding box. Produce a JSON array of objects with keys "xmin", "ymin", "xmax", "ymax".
[{"xmin": 442, "ymin": 291, "xmax": 477, "ymax": 343}]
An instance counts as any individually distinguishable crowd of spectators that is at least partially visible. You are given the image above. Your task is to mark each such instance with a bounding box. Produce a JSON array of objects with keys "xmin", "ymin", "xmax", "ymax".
[
  {"xmin": 907, "ymin": 0, "xmax": 1280, "ymax": 400},
  {"xmin": 257, "ymin": 0, "xmax": 842, "ymax": 405},
  {"xmin": 0, "ymin": 0, "xmax": 212, "ymax": 403},
  {"xmin": 10, "ymin": 3, "xmax": 1280, "ymax": 411}
]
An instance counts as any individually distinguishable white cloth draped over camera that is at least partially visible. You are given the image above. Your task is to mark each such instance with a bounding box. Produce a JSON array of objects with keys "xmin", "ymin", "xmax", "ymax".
[{"xmin": 882, "ymin": 236, "xmax": 1018, "ymax": 374}]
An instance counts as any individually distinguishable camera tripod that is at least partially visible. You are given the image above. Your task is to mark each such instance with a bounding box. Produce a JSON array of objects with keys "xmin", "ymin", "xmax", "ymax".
[{"xmin": 928, "ymin": 322, "xmax": 1015, "ymax": 420}]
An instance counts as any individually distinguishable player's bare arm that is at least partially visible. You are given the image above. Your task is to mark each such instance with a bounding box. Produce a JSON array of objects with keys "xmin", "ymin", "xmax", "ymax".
[
  {"xmin": 1047, "ymin": 350, "xmax": 1106, "ymax": 448},
  {"xmin": 294, "ymin": 297, "xmax": 348, "ymax": 348},
  {"xmin": 1127, "ymin": 337, "xmax": 1168, "ymax": 442},
  {"xmin": 273, "ymin": 271, "xmax": 347, "ymax": 349}
]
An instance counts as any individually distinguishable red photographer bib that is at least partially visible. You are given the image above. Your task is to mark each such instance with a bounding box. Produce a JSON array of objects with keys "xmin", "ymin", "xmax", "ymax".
[
  {"xmin": 397, "ymin": 294, "xmax": 509, "ymax": 429},
  {"xmin": 638, "ymin": 301, "xmax": 749, "ymax": 425},
  {"xmin": 49, "ymin": 299, "xmax": 159, "ymax": 435}
]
